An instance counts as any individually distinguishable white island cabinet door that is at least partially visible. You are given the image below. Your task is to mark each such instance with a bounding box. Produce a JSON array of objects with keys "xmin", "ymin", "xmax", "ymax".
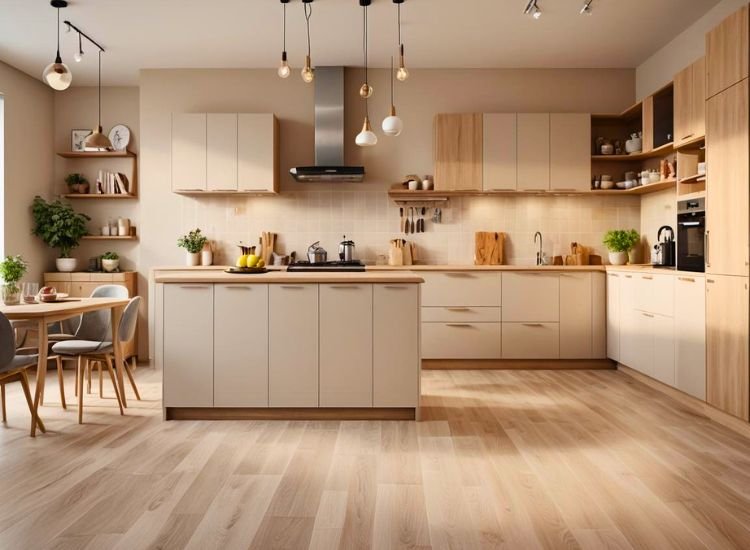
[
  {"xmin": 269, "ymin": 284, "xmax": 319, "ymax": 407},
  {"xmin": 675, "ymin": 275, "xmax": 706, "ymax": 399},
  {"xmin": 319, "ymin": 284, "xmax": 373, "ymax": 407},
  {"xmin": 163, "ymin": 284, "xmax": 214, "ymax": 407},
  {"xmin": 172, "ymin": 113, "xmax": 206, "ymax": 191},
  {"xmin": 214, "ymin": 285, "xmax": 269, "ymax": 407},
  {"xmin": 373, "ymin": 284, "xmax": 420, "ymax": 407},
  {"xmin": 560, "ymin": 272, "xmax": 593, "ymax": 359}
]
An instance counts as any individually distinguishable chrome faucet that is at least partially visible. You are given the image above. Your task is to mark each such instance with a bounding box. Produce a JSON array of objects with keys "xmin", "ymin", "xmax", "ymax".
[{"xmin": 534, "ymin": 231, "xmax": 543, "ymax": 265}]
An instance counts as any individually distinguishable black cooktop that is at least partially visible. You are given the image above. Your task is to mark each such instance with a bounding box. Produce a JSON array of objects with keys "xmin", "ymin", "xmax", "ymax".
[{"xmin": 287, "ymin": 260, "xmax": 365, "ymax": 272}]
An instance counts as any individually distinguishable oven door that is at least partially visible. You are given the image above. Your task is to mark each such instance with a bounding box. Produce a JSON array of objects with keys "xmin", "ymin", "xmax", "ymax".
[{"xmin": 677, "ymin": 213, "xmax": 705, "ymax": 272}]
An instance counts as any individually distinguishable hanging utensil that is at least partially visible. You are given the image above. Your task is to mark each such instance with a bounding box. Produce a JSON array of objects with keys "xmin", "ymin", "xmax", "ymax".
[{"xmin": 399, "ymin": 207, "xmax": 404, "ymax": 233}]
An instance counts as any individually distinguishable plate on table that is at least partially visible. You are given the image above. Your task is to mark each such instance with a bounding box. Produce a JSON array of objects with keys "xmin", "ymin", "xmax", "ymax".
[
  {"xmin": 224, "ymin": 267, "xmax": 268, "ymax": 274},
  {"xmin": 37, "ymin": 293, "xmax": 71, "ymax": 303}
]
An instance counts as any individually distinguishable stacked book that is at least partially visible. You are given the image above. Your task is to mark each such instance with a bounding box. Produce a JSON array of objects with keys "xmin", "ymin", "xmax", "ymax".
[{"xmin": 96, "ymin": 170, "xmax": 131, "ymax": 195}]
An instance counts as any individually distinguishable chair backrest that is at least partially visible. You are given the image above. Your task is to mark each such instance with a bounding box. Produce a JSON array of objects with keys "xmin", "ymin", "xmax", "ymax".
[
  {"xmin": 118, "ymin": 296, "xmax": 141, "ymax": 343},
  {"xmin": 0, "ymin": 313, "xmax": 16, "ymax": 369},
  {"xmin": 75, "ymin": 285, "xmax": 130, "ymax": 341}
]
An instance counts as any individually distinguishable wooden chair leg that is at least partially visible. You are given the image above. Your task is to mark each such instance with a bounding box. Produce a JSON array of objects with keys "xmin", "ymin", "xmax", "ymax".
[
  {"xmin": 74, "ymin": 359, "xmax": 78, "ymax": 397},
  {"xmin": 77, "ymin": 356, "xmax": 85, "ymax": 424},
  {"xmin": 39, "ymin": 363, "xmax": 46, "ymax": 407},
  {"xmin": 56, "ymin": 356, "xmax": 66, "ymax": 410},
  {"xmin": 20, "ymin": 370, "xmax": 45, "ymax": 435},
  {"xmin": 87, "ymin": 359, "xmax": 92, "ymax": 394},
  {"xmin": 1, "ymin": 384, "xmax": 6, "ymax": 423},
  {"xmin": 98, "ymin": 362, "xmax": 103, "ymax": 398},
  {"xmin": 123, "ymin": 360, "xmax": 141, "ymax": 401},
  {"xmin": 104, "ymin": 356, "xmax": 124, "ymax": 416}
]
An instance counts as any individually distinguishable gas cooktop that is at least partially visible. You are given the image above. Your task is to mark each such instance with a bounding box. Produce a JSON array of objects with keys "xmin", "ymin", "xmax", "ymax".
[{"xmin": 287, "ymin": 260, "xmax": 365, "ymax": 272}]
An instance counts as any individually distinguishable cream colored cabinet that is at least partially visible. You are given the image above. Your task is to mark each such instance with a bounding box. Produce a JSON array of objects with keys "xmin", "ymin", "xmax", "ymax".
[
  {"xmin": 434, "ymin": 113, "xmax": 483, "ymax": 191},
  {"xmin": 373, "ymin": 285, "xmax": 420, "ymax": 407},
  {"xmin": 502, "ymin": 272, "xmax": 559, "ymax": 322},
  {"xmin": 706, "ymin": 79, "xmax": 749, "ymax": 276},
  {"xmin": 550, "ymin": 114, "xmax": 591, "ymax": 192},
  {"xmin": 319, "ymin": 285, "xmax": 373, "ymax": 407},
  {"xmin": 517, "ymin": 114, "xmax": 550, "ymax": 191},
  {"xmin": 420, "ymin": 272, "xmax": 501, "ymax": 307},
  {"xmin": 674, "ymin": 275, "xmax": 706, "ymax": 400},
  {"xmin": 422, "ymin": 307, "xmax": 501, "ymax": 323},
  {"xmin": 706, "ymin": 275, "xmax": 749, "ymax": 420},
  {"xmin": 618, "ymin": 273, "xmax": 641, "ymax": 370},
  {"xmin": 559, "ymin": 272, "xmax": 592, "ymax": 359},
  {"xmin": 634, "ymin": 273, "xmax": 674, "ymax": 317},
  {"xmin": 213, "ymin": 285, "xmax": 268, "ymax": 407},
  {"xmin": 606, "ymin": 272, "xmax": 620, "ymax": 361},
  {"xmin": 422, "ymin": 323, "xmax": 501, "ymax": 359},
  {"xmin": 651, "ymin": 313, "xmax": 675, "ymax": 386},
  {"xmin": 483, "ymin": 113, "xmax": 517, "ymax": 191},
  {"xmin": 269, "ymin": 284, "xmax": 319, "ymax": 407},
  {"xmin": 706, "ymin": 5, "xmax": 748, "ymax": 99},
  {"xmin": 172, "ymin": 113, "xmax": 207, "ymax": 191},
  {"xmin": 238, "ymin": 114, "xmax": 279, "ymax": 193},
  {"xmin": 206, "ymin": 114, "xmax": 238, "ymax": 191},
  {"xmin": 502, "ymin": 323, "xmax": 559, "ymax": 359},
  {"xmin": 674, "ymin": 57, "xmax": 706, "ymax": 147},
  {"xmin": 163, "ymin": 284, "xmax": 213, "ymax": 407}
]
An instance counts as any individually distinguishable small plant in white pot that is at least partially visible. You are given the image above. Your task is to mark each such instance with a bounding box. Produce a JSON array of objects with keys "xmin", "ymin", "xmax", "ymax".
[
  {"xmin": 0, "ymin": 255, "xmax": 28, "ymax": 305},
  {"xmin": 31, "ymin": 196, "xmax": 90, "ymax": 272},
  {"xmin": 603, "ymin": 229, "xmax": 640, "ymax": 266},
  {"xmin": 101, "ymin": 251, "xmax": 120, "ymax": 272},
  {"xmin": 177, "ymin": 229, "xmax": 208, "ymax": 266}
]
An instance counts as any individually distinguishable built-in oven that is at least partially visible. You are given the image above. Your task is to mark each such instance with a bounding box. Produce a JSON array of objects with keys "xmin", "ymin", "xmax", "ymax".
[{"xmin": 677, "ymin": 197, "xmax": 705, "ymax": 272}]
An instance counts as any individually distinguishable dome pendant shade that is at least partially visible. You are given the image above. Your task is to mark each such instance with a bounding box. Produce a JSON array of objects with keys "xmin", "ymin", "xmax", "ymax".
[
  {"xmin": 83, "ymin": 125, "xmax": 113, "ymax": 149},
  {"xmin": 356, "ymin": 116, "xmax": 378, "ymax": 147},
  {"xmin": 42, "ymin": 58, "xmax": 72, "ymax": 90},
  {"xmin": 382, "ymin": 106, "xmax": 403, "ymax": 136}
]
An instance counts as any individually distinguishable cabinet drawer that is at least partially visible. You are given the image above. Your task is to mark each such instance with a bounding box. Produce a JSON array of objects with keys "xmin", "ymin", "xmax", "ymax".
[
  {"xmin": 634, "ymin": 273, "xmax": 674, "ymax": 317},
  {"xmin": 502, "ymin": 323, "xmax": 559, "ymax": 359},
  {"xmin": 420, "ymin": 272, "xmax": 501, "ymax": 307},
  {"xmin": 422, "ymin": 306, "xmax": 501, "ymax": 323},
  {"xmin": 502, "ymin": 272, "xmax": 559, "ymax": 322},
  {"xmin": 422, "ymin": 323, "xmax": 501, "ymax": 359}
]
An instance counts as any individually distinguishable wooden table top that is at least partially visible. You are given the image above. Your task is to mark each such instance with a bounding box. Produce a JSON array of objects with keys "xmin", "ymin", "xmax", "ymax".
[{"xmin": 0, "ymin": 297, "xmax": 129, "ymax": 319}]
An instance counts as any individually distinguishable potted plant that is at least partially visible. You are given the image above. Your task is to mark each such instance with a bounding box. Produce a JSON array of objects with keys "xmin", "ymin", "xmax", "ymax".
[
  {"xmin": 101, "ymin": 251, "xmax": 120, "ymax": 273},
  {"xmin": 0, "ymin": 255, "xmax": 28, "ymax": 305},
  {"xmin": 31, "ymin": 197, "xmax": 91, "ymax": 272},
  {"xmin": 603, "ymin": 229, "xmax": 640, "ymax": 265},
  {"xmin": 64, "ymin": 173, "xmax": 89, "ymax": 194},
  {"xmin": 177, "ymin": 228, "xmax": 208, "ymax": 266}
]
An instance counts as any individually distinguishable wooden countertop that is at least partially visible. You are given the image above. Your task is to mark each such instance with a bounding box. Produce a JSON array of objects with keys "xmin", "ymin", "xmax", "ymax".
[
  {"xmin": 366, "ymin": 264, "xmax": 606, "ymax": 272},
  {"xmin": 152, "ymin": 269, "xmax": 424, "ymax": 284},
  {"xmin": 604, "ymin": 264, "xmax": 705, "ymax": 277}
]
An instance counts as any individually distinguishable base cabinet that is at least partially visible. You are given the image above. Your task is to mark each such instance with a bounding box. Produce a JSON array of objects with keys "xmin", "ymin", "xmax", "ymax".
[
  {"xmin": 502, "ymin": 323, "xmax": 559, "ymax": 359},
  {"xmin": 606, "ymin": 272, "xmax": 620, "ymax": 361},
  {"xmin": 675, "ymin": 276, "xmax": 706, "ymax": 400},
  {"xmin": 560, "ymin": 273, "xmax": 592, "ymax": 359},
  {"xmin": 422, "ymin": 322, "xmax": 501, "ymax": 359}
]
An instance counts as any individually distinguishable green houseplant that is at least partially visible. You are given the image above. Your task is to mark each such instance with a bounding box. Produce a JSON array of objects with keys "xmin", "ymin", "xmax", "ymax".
[
  {"xmin": 0, "ymin": 255, "xmax": 28, "ymax": 305},
  {"xmin": 101, "ymin": 251, "xmax": 120, "ymax": 273},
  {"xmin": 603, "ymin": 229, "xmax": 640, "ymax": 265},
  {"xmin": 64, "ymin": 173, "xmax": 89, "ymax": 194},
  {"xmin": 31, "ymin": 196, "xmax": 91, "ymax": 272},
  {"xmin": 177, "ymin": 228, "xmax": 208, "ymax": 266}
]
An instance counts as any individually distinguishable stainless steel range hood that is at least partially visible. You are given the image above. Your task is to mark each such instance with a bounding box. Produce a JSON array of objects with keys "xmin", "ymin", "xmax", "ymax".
[{"xmin": 290, "ymin": 67, "xmax": 365, "ymax": 182}]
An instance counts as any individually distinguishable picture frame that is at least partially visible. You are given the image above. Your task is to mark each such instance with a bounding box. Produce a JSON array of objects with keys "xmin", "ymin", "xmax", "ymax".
[{"xmin": 71, "ymin": 129, "xmax": 92, "ymax": 152}]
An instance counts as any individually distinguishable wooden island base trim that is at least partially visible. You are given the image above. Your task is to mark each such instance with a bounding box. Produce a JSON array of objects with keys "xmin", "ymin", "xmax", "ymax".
[
  {"xmin": 166, "ymin": 407, "xmax": 416, "ymax": 421},
  {"xmin": 618, "ymin": 364, "xmax": 750, "ymax": 440},
  {"xmin": 422, "ymin": 358, "xmax": 616, "ymax": 370}
]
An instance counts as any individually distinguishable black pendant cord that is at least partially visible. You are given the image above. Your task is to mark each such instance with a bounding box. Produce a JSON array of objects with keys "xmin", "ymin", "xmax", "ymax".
[
  {"xmin": 97, "ymin": 50, "xmax": 102, "ymax": 127},
  {"xmin": 78, "ymin": 31, "xmax": 82, "ymax": 56},
  {"xmin": 397, "ymin": 3, "xmax": 401, "ymax": 47},
  {"xmin": 282, "ymin": 2, "xmax": 287, "ymax": 54},
  {"xmin": 304, "ymin": 2, "xmax": 312, "ymax": 57},
  {"xmin": 55, "ymin": 7, "xmax": 62, "ymax": 62},
  {"xmin": 390, "ymin": 56, "xmax": 394, "ymax": 106},
  {"xmin": 363, "ymin": 4, "xmax": 369, "ymax": 117}
]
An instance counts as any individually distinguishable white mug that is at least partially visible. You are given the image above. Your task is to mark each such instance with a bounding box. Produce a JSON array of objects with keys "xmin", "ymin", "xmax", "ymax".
[{"xmin": 407, "ymin": 180, "xmax": 419, "ymax": 191}]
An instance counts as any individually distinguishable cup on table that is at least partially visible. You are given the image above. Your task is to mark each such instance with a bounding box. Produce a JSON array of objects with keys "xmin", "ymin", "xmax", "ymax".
[{"xmin": 22, "ymin": 282, "xmax": 39, "ymax": 304}]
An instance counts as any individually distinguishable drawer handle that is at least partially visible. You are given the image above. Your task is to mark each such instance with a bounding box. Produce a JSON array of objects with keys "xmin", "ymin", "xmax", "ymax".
[
  {"xmin": 211, "ymin": 189, "xmax": 238, "ymax": 192},
  {"xmin": 384, "ymin": 285, "xmax": 408, "ymax": 290},
  {"xmin": 240, "ymin": 188, "xmax": 271, "ymax": 192},
  {"xmin": 642, "ymin": 313, "xmax": 654, "ymax": 318},
  {"xmin": 446, "ymin": 307, "xmax": 471, "ymax": 312},
  {"xmin": 446, "ymin": 323, "xmax": 473, "ymax": 328},
  {"xmin": 444, "ymin": 273, "xmax": 472, "ymax": 278},
  {"xmin": 179, "ymin": 285, "xmax": 210, "ymax": 289},
  {"xmin": 624, "ymin": 275, "xmax": 633, "ymax": 279},
  {"xmin": 682, "ymin": 133, "xmax": 694, "ymax": 140},
  {"xmin": 522, "ymin": 323, "xmax": 544, "ymax": 327},
  {"xmin": 609, "ymin": 273, "xmax": 619, "ymax": 278},
  {"xmin": 280, "ymin": 285, "xmax": 305, "ymax": 289},
  {"xmin": 642, "ymin": 276, "xmax": 653, "ymax": 280},
  {"xmin": 706, "ymin": 279, "xmax": 715, "ymax": 284},
  {"xmin": 329, "ymin": 285, "xmax": 359, "ymax": 289},
  {"xmin": 677, "ymin": 277, "xmax": 696, "ymax": 283},
  {"xmin": 224, "ymin": 286, "xmax": 253, "ymax": 290}
]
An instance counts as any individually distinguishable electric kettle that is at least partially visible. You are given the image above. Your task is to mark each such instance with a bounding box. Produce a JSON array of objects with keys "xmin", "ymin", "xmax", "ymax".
[{"xmin": 338, "ymin": 236, "xmax": 356, "ymax": 261}]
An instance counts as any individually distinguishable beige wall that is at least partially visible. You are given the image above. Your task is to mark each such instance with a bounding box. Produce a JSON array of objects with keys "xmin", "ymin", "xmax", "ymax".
[
  {"xmin": 636, "ymin": 0, "xmax": 748, "ymax": 99},
  {"xmin": 0, "ymin": 60, "xmax": 55, "ymax": 283}
]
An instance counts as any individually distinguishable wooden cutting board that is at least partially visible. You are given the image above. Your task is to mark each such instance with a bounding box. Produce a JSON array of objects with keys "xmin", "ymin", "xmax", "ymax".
[{"xmin": 474, "ymin": 232, "xmax": 504, "ymax": 265}]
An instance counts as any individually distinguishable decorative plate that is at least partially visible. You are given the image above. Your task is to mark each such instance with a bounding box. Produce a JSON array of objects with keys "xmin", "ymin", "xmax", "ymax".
[
  {"xmin": 224, "ymin": 267, "xmax": 268, "ymax": 274},
  {"xmin": 108, "ymin": 124, "xmax": 131, "ymax": 151}
]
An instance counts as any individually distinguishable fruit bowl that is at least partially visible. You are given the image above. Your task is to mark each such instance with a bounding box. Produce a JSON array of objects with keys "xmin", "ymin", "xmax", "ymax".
[{"xmin": 224, "ymin": 267, "xmax": 269, "ymax": 274}]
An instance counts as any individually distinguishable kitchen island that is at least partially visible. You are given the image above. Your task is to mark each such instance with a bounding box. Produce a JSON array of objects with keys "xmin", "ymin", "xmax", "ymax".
[{"xmin": 153, "ymin": 269, "xmax": 424, "ymax": 421}]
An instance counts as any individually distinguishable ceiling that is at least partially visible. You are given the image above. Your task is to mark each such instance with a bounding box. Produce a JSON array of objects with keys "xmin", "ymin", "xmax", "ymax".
[{"xmin": 0, "ymin": 0, "xmax": 722, "ymax": 87}]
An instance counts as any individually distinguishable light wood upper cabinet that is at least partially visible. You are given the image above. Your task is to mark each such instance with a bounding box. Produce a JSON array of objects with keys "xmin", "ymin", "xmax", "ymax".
[
  {"xmin": 207, "ymin": 114, "xmax": 238, "ymax": 191},
  {"xmin": 559, "ymin": 272, "xmax": 592, "ymax": 359},
  {"xmin": 674, "ymin": 275, "xmax": 706, "ymax": 400},
  {"xmin": 483, "ymin": 113, "xmax": 517, "ymax": 191},
  {"xmin": 550, "ymin": 114, "xmax": 591, "ymax": 192},
  {"xmin": 238, "ymin": 114, "xmax": 279, "ymax": 193},
  {"xmin": 172, "ymin": 113, "xmax": 207, "ymax": 191},
  {"xmin": 674, "ymin": 57, "xmax": 706, "ymax": 148},
  {"xmin": 706, "ymin": 275, "xmax": 749, "ymax": 420},
  {"xmin": 517, "ymin": 114, "xmax": 550, "ymax": 191},
  {"xmin": 706, "ymin": 79, "xmax": 749, "ymax": 276},
  {"xmin": 706, "ymin": 5, "xmax": 749, "ymax": 99},
  {"xmin": 434, "ymin": 113, "xmax": 483, "ymax": 191}
]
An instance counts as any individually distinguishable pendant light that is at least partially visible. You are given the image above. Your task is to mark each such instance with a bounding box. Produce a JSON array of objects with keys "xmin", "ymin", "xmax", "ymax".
[
  {"xmin": 394, "ymin": 0, "xmax": 409, "ymax": 81},
  {"xmin": 301, "ymin": 0, "xmax": 314, "ymax": 83},
  {"xmin": 277, "ymin": 0, "xmax": 290, "ymax": 78},
  {"xmin": 42, "ymin": 0, "xmax": 72, "ymax": 91},
  {"xmin": 356, "ymin": 0, "xmax": 377, "ymax": 147},
  {"xmin": 83, "ymin": 50, "xmax": 113, "ymax": 150},
  {"xmin": 382, "ymin": 57, "xmax": 403, "ymax": 137}
]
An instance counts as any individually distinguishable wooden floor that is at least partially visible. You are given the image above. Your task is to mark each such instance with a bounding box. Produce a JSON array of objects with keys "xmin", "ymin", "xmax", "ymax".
[{"xmin": 1, "ymin": 367, "xmax": 750, "ymax": 549}]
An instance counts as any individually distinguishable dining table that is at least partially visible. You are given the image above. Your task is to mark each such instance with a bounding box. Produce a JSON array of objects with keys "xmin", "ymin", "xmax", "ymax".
[{"xmin": 0, "ymin": 296, "xmax": 130, "ymax": 436}]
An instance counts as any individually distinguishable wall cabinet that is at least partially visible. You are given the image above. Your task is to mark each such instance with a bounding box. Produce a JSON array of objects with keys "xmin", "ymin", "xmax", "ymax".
[
  {"xmin": 163, "ymin": 284, "xmax": 214, "ymax": 407},
  {"xmin": 483, "ymin": 113, "xmax": 517, "ymax": 191},
  {"xmin": 706, "ymin": 5, "xmax": 748, "ymax": 99},
  {"xmin": 706, "ymin": 275, "xmax": 749, "ymax": 420},
  {"xmin": 550, "ymin": 114, "xmax": 591, "ymax": 192},
  {"xmin": 434, "ymin": 113, "xmax": 483, "ymax": 191},
  {"xmin": 206, "ymin": 114, "xmax": 238, "ymax": 191},
  {"xmin": 171, "ymin": 113, "xmax": 207, "ymax": 191},
  {"xmin": 238, "ymin": 114, "xmax": 279, "ymax": 193},
  {"xmin": 517, "ymin": 113, "xmax": 550, "ymax": 191},
  {"xmin": 706, "ymin": 79, "xmax": 749, "ymax": 276},
  {"xmin": 319, "ymin": 285, "xmax": 373, "ymax": 407},
  {"xmin": 213, "ymin": 285, "xmax": 269, "ymax": 407},
  {"xmin": 674, "ymin": 57, "xmax": 706, "ymax": 148},
  {"xmin": 674, "ymin": 276, "xmax": 706, "ymax": 400}
]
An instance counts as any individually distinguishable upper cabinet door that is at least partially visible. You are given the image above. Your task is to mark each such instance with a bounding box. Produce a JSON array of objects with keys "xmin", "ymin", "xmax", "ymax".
[
  {"xmin": 172, "ymin": 113, "xmax": 206, "ymax": 191},
  {"xmin": 434, "ymin": 113, "xmax": 483, "ymax": 191},
  {"xmin": 238, "ymin": 114, "xmax": 279, "ymax": 193},
  {"xmin": 674, "ymin": 57, "xmax": 707, "ymax": 148},
  {"xmin": 206, "ymin": 114, "xmax": 238, "ymax": 191},
  {"xmin": 482, "ymin": 113, "xmax": 517, "ymax": 191},
  {"xmin": 517, "ymin": 113, "xmax": 550, "ymax": 191},
  {"xmin": 706, "ymin": 5, "xmax": 749, "ymax": 99},
  {"xmin": 691, "ymin": 57, "xmax": 706, "ymax": 142},
  {"xmin": 706, "ymin": 79, "xmax": 749, "ymax": 276},
  {"xmin": 550, "ymin": 113, "xmax": 591, "ymax": 192}
]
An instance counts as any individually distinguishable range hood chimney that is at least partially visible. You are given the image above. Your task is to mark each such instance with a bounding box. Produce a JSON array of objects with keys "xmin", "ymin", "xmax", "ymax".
[{"xmin": 290, "ymin": 67, "xmax": 365, "ymax": 182}]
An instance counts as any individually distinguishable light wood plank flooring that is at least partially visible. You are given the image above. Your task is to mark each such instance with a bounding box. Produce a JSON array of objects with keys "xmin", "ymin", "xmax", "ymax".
[{"xmin": 1, "ymin": 367, "xmax": 750, "ymax": 549}]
